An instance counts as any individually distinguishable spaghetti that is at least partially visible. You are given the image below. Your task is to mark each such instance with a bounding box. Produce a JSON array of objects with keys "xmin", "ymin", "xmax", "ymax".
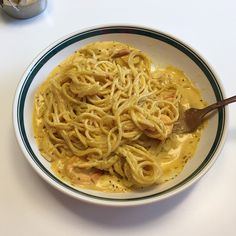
[{"xmin": 33, "ymin": 41, "xmax": 205, "ymax": 192}]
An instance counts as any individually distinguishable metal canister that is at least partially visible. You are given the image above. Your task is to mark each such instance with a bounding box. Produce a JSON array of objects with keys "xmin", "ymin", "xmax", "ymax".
[{"xmin": 0, "ymin": 0, "xmax": 47, "ymax": 19}]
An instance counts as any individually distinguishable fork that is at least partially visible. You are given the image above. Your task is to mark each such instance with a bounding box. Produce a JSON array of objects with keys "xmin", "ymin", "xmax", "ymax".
[{"xmin": 173, "ymin": 95, "xmax": 236, "ymax": 133}]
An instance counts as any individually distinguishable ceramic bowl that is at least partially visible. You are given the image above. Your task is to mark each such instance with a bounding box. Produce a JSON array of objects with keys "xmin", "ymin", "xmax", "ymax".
[{"xmin": 13, "ymin": 25, "xmax": 228, "ymax": 206}]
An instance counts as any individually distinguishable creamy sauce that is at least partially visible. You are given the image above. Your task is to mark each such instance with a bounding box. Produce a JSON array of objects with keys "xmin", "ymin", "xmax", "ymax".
[
  {"xmin": 51, "ymin": 130, "xmax": 203, "ymax": 192},
  {"xmin": 33, "ymin": 53, "xmax": 206, "ymax": 193},
  {"xmin": 157, "ymin": 132, "xmax": 202, "ymax": 183}
]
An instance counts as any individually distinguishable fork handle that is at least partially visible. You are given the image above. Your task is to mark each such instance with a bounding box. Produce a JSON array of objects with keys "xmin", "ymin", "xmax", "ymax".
[{"xmin": 202, "ymin": 95, "xmax": 236, "ymax": 115}]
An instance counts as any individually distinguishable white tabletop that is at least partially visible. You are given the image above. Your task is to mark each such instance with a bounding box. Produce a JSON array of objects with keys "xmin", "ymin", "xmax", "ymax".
[{"xmin": 1, "ymin": 0, "xmax": 236, "ymax": 235}]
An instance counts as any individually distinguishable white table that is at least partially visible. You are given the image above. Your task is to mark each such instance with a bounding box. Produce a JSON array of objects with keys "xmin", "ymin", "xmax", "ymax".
[{"xmin": 1, "ymin": 0, "xmax": 236, "ymax": 235}]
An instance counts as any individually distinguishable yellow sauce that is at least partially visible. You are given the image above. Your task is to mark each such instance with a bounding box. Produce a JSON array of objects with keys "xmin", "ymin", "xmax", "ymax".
[{"xmin": 33, "ymin": 47, "xmax": 206, "ymax": 193}]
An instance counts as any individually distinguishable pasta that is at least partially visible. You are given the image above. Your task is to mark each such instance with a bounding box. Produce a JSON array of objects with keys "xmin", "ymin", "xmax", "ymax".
[{"xmin": 33, "ymin": 41, "xmax": 205, "ymax": 192}]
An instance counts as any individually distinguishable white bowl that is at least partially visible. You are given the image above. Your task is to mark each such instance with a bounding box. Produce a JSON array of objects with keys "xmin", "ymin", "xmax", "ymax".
[{"xmin": 13, "ymin": 25, "xmax": 228, "ymax": 206}]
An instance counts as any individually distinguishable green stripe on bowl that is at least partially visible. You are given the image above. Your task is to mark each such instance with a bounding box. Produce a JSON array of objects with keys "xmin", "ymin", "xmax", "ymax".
[{"xmin": 16, "ymin": 26, "xmax": 225, "ymax": 202}]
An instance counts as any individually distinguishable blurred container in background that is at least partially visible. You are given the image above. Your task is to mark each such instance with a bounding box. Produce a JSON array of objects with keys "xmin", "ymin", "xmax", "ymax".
[{"xmin": 0, "ymin": 0, "xmax": 47, "ymax": 19}]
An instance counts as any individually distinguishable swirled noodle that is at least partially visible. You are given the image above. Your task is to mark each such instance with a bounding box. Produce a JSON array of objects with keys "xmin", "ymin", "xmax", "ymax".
[{"xmin": 33, "ymin": 41, "xmax": 205, "ymax": 192}]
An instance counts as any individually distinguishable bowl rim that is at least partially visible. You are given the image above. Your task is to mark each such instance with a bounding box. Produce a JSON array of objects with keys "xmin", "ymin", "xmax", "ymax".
[{"xmin": 13, "ymin": 24, "xmax": 229, "ymax": 207}]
